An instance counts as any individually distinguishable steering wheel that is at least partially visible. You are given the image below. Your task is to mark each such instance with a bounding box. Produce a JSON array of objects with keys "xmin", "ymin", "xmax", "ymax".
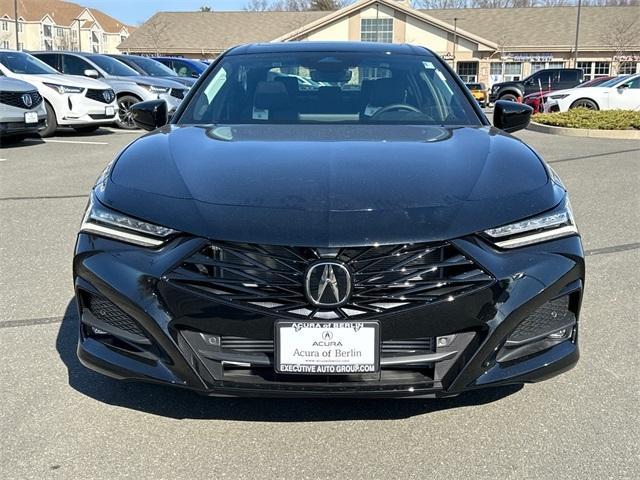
[{"xmin": 370, "ymin": 103, "xmax": 422, "ymax": 119}]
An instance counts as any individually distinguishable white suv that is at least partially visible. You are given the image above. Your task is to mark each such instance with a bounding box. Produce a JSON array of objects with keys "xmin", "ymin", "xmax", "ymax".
[
  {"xmin": 0, "ymin": 50, "xmax": 117, "ymax": 137},
  {"xmin": 0, "ymin": 76, "xmax": 47, "ymax": 142}
]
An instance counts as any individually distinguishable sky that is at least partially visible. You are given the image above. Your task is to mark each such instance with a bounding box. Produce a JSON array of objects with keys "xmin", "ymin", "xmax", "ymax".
[{"xmin": 71, "ymin": 0, "xmax": 249, "ymax": 26}]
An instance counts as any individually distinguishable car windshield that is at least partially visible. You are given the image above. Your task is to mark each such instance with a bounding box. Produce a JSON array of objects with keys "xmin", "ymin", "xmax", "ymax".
[
  {"xmin": 466, "ymin": 83, "xmax": 482, "ymax": 90},
  {"xmin": 0, "ymin": 51, "xmax": 59, "ymax": 75},
  {"xmin": 598, "ymin": 75, "xmax": 630, "ymax": 88},
  {"xmin": 87, "ymin": 55, "xmax": 139, "ymax": 76},
  {"xmin": 178, "ymin": 51, "xmax": 480, "ymax": 126},
  {"xmin": 125, "ymin": 56, "xmax": 176, "ymax": 76}
]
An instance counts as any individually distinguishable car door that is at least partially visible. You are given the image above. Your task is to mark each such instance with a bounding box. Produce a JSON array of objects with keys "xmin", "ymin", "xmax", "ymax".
[{"xmin": 609, "ymin": 76, "xmax": 640, "ymax": 110}]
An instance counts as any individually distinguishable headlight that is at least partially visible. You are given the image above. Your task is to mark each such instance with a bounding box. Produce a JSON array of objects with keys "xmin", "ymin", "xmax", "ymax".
[
  {"xmin": 80, "ymin": 195, "xmax": 177, "ymax": 247},
  {"xmin": 137, "ymin": 83, "xmax": 170, "ymax": 94},
  {"xmin": 483, "ymin": 198, "xmax": 578, "ymax": 249},
  {"xmin": 43, "ymin": 83, "xmax": 84, "ymax": 94},
  {"xmin": 550, "ymin": 94, "xmax": 569, "ymax": 100}
]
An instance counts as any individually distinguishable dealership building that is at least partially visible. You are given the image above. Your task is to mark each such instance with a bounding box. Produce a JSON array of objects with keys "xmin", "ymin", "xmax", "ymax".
[{"xmin": 118, "ymin": 0, "xmax": 640, "ymax": 85}]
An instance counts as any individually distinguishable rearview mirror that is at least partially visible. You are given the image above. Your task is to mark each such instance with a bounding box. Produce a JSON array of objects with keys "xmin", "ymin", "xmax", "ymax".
[
  {"xmin": 131, "ymin": 99, "xmax": 168, "ymax": 131},
  {"xmin": 84, "ymin": 69, "xmax": 100, "ymax": 78},
  {"xmin": 493, "ymin": 100, "xmax": 533, "ymax": 133}
]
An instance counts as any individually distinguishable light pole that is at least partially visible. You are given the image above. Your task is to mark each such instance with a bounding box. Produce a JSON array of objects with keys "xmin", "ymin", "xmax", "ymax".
[
  {"xmin": 74, "ymin": 18, "xmax": 82, "ymax": 51},
  {"xmin": 452, "ymin": 17, "xmax": 459, "ymax": 72},
  {"xmin": 13, "ymin": 0, "xmax": 19, "ymax": 50},
  {"xmin": 573, "ymin": 0, "xmax": 582, "ymax": 67}
]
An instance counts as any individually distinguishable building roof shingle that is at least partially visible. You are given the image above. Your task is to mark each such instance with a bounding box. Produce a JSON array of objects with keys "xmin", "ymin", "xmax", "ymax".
[{"xmin": 423, "ymin": 6, "xmax": 640, "ymax": 48}]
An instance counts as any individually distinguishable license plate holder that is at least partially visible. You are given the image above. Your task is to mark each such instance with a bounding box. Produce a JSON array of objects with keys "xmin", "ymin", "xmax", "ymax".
[
  {"xmin": 24, "ymin": 112, "xmax": 38, "ymax": 124},
  {"xmin": 275, "ymin": 321, "xmax": 379, "ymax": 375}
]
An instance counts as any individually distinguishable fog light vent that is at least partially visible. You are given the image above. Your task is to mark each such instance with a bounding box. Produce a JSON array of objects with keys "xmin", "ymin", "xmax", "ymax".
[
  {"xmin": 506, "ymin": 296, "xmax": 574, "ymax": 346},
  {"xmin": 87, "ymin": 293, "xmax": 145, "ymax": 337}
]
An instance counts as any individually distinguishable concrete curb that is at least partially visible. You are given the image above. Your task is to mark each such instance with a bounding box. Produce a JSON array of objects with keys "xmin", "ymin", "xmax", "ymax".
[{"xmin": 527, "ymin": 121, "xmax": 640, "ymax": 139}]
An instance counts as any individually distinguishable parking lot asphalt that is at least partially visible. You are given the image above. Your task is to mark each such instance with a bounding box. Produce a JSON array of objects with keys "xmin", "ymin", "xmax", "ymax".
[{"xmin": 1, "ymin": 125, "xmax": 639, "ymax": 479}]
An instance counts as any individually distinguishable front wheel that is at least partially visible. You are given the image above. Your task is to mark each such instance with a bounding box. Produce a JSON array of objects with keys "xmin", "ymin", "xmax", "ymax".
[
  {"xmin": 499, "ymin": 93, "xmax": 518, "ymax": 102},
  {"xmin": 116, "ymin": 95, "xmax": 141, "ymax": 129},
  {"xmin": 39, "ymin": 101, "xmax": 58, "ymax": 138},
  {"xmin": 73, "ymin": 125, "xmax": 100, "ymax": 134},
  {"xmin": 570, "ymin": 98, "xmax": 598, "ymax": 110}
]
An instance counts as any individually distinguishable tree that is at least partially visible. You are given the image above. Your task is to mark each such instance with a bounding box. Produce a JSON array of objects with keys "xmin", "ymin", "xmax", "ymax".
[
  {"xmin": 199, "ymin": 5, "xmax": 213, "ymax": 11},
  {"xmin": 139, "ymin": 15, "xmax": 168, "ymax": 56},
  {"xmin": 600, "ymin": 16, "xmax": 640, "ymax": 74},
  {"xmin": 309, "ymin": 0, "xmax": 343, "ymax": 9}
]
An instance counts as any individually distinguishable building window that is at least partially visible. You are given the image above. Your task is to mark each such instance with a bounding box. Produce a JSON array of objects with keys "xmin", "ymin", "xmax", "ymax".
[
  {"xmin": 43, "ymin": 24, "xmax": 52, "ymax": 37},
  {"xmin": 548, "ymin": 61, "xmax": 564, "ymax": 69},
  {"xmin": 576, "ymin": 61, "xmax": 592, "ymax": 80},
  {"xmin": 530, "ymin": 62, "xmax": 545, "ymax": 73},
  {"xmin": 1, "ymin": 20, "xmax": 8, "ymax": 31},
  {"xmin": 457, "ymin": 62, "xmax": 478, "ymax": 83},
  {"xmin": 593, "ymin": 62, "xmax": 610, "ymax": 77},
  {"xmin": 17, "ymin": 21, "xmax": 22, "ymax": 32},
  {"xmin": 504, "ymin": 62, "xmax": 522, "ymax": 81},
  {"xmin": 618, "ymin": 62, "xmax": 638, "ymax": 75},
  {"xmin": 102, "ymin": 33, "xmax": 107, "ymax": 43},
  {"xmin": 92, "ymin": 31, "xmax": 100, "ymax": 43},
  {"xmin": 1, "ymin": 40, "xmax": 9, "ymax": 49},
  {"xmin": 360, "ymin": 18, "xmax": 393, "ymax": 43},
  {"xmin": 44, "ymin": 39, "xmax": 53, "ymax": 50}
]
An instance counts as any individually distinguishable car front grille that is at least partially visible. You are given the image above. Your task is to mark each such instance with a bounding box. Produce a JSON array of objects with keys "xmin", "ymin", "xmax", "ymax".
[
  {"xmin": 218, "ymin": 336, "xmax": 434, "ymax": 354},
  {"xmin": 170, "ymin": 88, "xmax": 185, "ymax": 99},
  {"xmin": 0, "ymin": 90, "xmax": 43, "ymax": 109},
  {"xmin": 166, "ymin": 241, "xmax": 494, "ymax": 320},
  {"xmin": 85, "ymin": 88, "xmax": 115, "ymax": 104}
]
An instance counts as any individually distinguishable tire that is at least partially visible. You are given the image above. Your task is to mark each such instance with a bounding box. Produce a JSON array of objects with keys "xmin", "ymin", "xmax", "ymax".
[
  {"xmin": 39, "ymin": 101, "xmax": 58, "ymax": 138},
  {"xmin": 73, "ymin": 125, "xmax": 100, "ymax": 134},
  {"xmin": 570, "ymin": 98, "xmax": 599, "ymax": 110},
  {"xmin": 116, "ymin": 95, "xmax": 141, "ymax": 129},
  {"xmin": 499, "ymin": 93, "xmax": 519, "ymax": 102}
]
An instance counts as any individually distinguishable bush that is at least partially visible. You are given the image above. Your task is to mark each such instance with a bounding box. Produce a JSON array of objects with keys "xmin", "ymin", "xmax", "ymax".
[{"xmin": 534, "ymin": 108, "xmax": 640, "ymax": 130}]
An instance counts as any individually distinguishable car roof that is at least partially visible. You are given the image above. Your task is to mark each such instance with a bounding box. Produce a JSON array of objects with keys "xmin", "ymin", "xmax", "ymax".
[{"xmin": 226, "ymin": 42, "xmax": 431, "ymax": 56}]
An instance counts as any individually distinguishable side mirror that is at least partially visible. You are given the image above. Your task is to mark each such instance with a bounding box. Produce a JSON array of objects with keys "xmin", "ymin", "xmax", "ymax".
[
  {"xmin": 131, "ymin": 99, "xmax": 167, "ymax": 131},
  {"xmin": 84, "ymin": 69, "xmax": 100, "ymax": 78},
  {"xmin": 493, "ymin": 100, "xmax": 533, "ymax": 133}
]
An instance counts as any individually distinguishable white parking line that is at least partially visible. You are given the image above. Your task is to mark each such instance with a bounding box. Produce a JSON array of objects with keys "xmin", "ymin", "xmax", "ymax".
[{"xmin": 0, "ymin": 158, "xmax": 7, "ymax": 162}]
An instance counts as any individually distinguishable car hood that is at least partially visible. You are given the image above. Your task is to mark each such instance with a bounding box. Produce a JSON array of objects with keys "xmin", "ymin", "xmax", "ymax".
[
  {"xmin": 103, "ymin": 124, "xmax": 562, "ymax": 246},
  {"xmin": 11, "ymin": 73, "xmax": 110, "ymax": 89},
  {"xmin": 0, "ymin": 76, "xmax": 38, "ymax": 92}
]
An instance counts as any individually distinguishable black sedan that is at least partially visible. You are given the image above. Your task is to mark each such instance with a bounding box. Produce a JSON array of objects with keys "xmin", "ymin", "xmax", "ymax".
[{"xmin": 74, "ymin": 42, "xmax": 583, "ymax": 398}]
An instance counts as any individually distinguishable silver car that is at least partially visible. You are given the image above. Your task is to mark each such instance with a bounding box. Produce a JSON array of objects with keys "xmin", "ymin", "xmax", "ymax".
[
  {"xmin": 0, "ymin": 76, "xmax": 46, "ymax": 142},
  {"xmin": 32, "ymin": 52, "xmax": 188, "ymax": 130}
]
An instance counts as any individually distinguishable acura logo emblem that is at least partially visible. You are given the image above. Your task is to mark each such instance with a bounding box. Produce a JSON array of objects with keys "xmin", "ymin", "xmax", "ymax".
[
  {"xmin": 304, "ymin": 261, "xmax": 352, "ymax": 307},
  {"xmin": 102, "ymin": 90, "xmax": 112, "ymax": 102},
  {"xmin": 21, "ymin": 93, "xmax": 33, "ymax": 108}
]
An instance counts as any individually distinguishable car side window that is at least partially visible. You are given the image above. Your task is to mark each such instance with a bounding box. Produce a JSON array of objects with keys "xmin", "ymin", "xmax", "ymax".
[
  {"xmin": 559, "ymin": 71, "xmax": 577, "ymax": 82},
  {"xmin": 176, "ymin": 62, "xmax": 192, "ymax": 77},
  {"xmin": 62, "ymin": 55, "xmax": 92, "ymax": 76},
  {"xmin": 625, "ymin": 77, "xmax": 640, "ymax": 89},
  {"xmin": 36, "ymin": 53, "xmax": 59, "ymax": 70}
]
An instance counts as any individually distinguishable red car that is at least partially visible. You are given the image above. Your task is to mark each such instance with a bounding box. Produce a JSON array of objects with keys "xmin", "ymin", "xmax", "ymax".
[{"xmin": 524, "ymin": 76, "xmax": 615, "ymax": 113}]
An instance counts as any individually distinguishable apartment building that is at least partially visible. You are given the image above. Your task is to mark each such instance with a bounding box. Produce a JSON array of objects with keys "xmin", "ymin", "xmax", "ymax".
[{"xmin": 0, "ymin": 0, "xmax": 132, "ymax": 54}]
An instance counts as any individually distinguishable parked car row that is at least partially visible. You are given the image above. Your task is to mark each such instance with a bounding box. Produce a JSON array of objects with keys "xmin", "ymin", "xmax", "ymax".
[
  {"xmin": 465, "ymin": 68, "xmax": 639, "ymax": 114},
  {"xmin": 1, "ymin": 50, "xmax": 209, "ymax": 142}
]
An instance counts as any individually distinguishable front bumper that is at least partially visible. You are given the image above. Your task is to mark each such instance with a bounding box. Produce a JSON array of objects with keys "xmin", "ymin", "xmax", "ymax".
[
  {"xmin": 58, "ymin": 94, "xmax": 118, "ymax": 126},
  {"xmin": 0, "ymin": 117, "xmax": 46, "ymax": 136},
  {"xmin": 73, "ymin": 233, "xmax": 584, "ymax": 398}
]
